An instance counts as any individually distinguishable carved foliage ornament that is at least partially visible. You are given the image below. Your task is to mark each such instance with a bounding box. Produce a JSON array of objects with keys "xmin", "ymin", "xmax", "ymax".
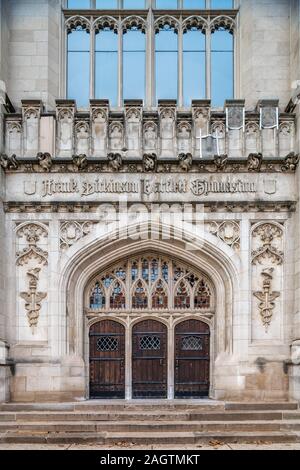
[
  {"xmin": 208, "ymin": 221, "xmax": 240, "ymax": 251},
  {"xmin": 66, "ymin": 16, "xmax": 91, "ymax": 34},
  {"xmin": 20, "ymin": 268, "xmax": 47, "ymax": 333},
  {"xmin": 60, "ymin": 221, "xmax": 95, "ymax": 251},
  {"xmin": 252, "ymin": 223, "xmax": 283, "ymax": 265},
  {"xmin": 253, "ymin": 268, "xmax": 280, "ymax": 332},
  {"xmin": 16, "ymin": 223, "xmax": 48, "ymax": 266}
]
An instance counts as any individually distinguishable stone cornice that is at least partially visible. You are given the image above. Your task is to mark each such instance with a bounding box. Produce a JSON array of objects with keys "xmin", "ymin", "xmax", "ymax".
[{"xmin": 3, "ymin": 201, "xmax": 297, "ymax": 214}]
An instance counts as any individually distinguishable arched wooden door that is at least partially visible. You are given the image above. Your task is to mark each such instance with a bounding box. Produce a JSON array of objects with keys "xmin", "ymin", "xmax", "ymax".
[
  {"xmin": 175, "ymin": 319, "xmax": 210, "ymax": 398},
  {"xmin": 132, "ymin": 320, "xmax": 168, "ymax": 399},
  {"xmin": 89, "ymin": 320, "xmax": 125, "ymax": 399}
]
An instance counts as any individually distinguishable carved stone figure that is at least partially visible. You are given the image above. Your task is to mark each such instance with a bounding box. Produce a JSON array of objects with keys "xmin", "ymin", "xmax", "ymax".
[
  {"xmin": 0, "ymin": 153, "xmax": 18, "ymax": 170},
  {"xmin": 109, "ymin": 123, "xmax": 123, "ymax": 151},
  {"xmin": 281, "ymin": 152, "xmax": 299, "ymax": 172},
  {"xmin": 143, "ymin": 153, "xmax": 157, "ymax": 172},
  {"xmin": 75, "ymin": 122, "xmax": 90, "ymax": 155},
  {"xmin": 178, "ymin": 153, "xmax": 193, "ymax": 172},
  {"xmin": 37, "ymin": 152, "xmax": 52, "ymax": 172},
  {"xmin": 20, "ymin": 268, "xmax": 47, "ymax": 333},
  {"xmin": 214, "ymin": 154, "xmax": 228, "ymax": 172},
  {"xmin": 126, "ymin": 108, "xmax": 141, "ymax": 152},
  {"xmin": 247, "ymin": 153, "xmax": 263, "ymax": 172},
  {"xmin": 73, "ymin": 154, "xmax": 88, "ymax": 171},
  {"xmin": 177, "ymin": 122, "xmax": 191, "ymax": 152},
  {"xmin": 107, "ymin": 153, "xmax": 123, "ymax": 171},
  {"xmin": 253, "ymin": 268, "xmax": 280, "ymax": 332},
  {"xmin": 143, "ymin": 122, "xmax": 157, "ymax": 151}
]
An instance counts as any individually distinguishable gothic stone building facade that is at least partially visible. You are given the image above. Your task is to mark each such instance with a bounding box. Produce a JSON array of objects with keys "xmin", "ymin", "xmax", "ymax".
[{"xmin": 0, "ymin": 0, "xmax": 300, "ymax": 403}]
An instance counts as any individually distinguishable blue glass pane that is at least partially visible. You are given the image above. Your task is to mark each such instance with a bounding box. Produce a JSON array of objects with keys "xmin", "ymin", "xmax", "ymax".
[
  {"xmin": 68, "ymin": 29, "xmax": 90, "ymax": 51},
  {"xmin": 124, "ymin": 0, "xmax": 145, "ymax": 7},
  {"xmin": 156, "ymin": 52, "xmax": 177, "ymax": 100},
  {"xmin": 183, "ymin": 52, "xmax": 205, "ymax": 105},
  {"xmin": 156, "ymin": 28, "xmax": 178, "ymax": 52},
  {"xmin": 67, "ymin": 52, "xmax": 90, "ymax": 107},
  {"xmin": 124, "ymin": 29, "xmax": 145, "ymax": 51},
  {"xmin": 211, "ymin": 0, "xmax": 234, "ymax": 8},
  {"xmin": 68, "ymin": 0, "xmax": 90, "ymax": 7},
  {"xmin": 124, "ymin": 52, "xmax": 145, "ymax": 100},
  {"xmin": 211, "ymin": 30, "xmax": 233, "ymax": 51},
  {"xmin": 183, "ymin": 0, "xmax": 205, "ymax": 7},
  {"xmin": 211, "ymin": 51, "xmax": 233, "ymax": 107},
  {"xmin": 156, "ymin": 0, "xmax": 177, "ymax": 8},
  {"xmin": 95, "ymin": 52, "xmax": 118, "ymax": 105},
  {"xmin": 183, "ymin": 29, "xmax": 205, "ymax": 51},
  {"xmin": 96, "ymin": 0, "xmax": 118, "ymax": 7},
  {"xmin": 95, "ymin": 29, "xmax": 118, "ymax": 51}
]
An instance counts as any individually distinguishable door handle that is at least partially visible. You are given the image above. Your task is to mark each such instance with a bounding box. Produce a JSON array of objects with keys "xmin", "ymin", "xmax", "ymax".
[
  {"xmin": 175, "ymin": 359, "xmax": 179, "ymax": 367},
  {"xmin": 159, "ymin": 359, "xmax": 163, "ymax": 366}
]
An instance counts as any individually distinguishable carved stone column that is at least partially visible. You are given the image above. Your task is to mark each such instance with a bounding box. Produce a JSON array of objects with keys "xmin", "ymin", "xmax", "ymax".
[
  {"xmin": 225, "ymin": 99, "xmax": 245, "ymax": 158},
  {"xmin": 158, "ymin": 100, "xmax": 176, "ymax": 158},
  {"xmin": 90, "ymin": 99, "xmax": 109, "ymax": 157},
  {"xmin": 21, "ymin": 100, "xmax": 43, "ymax": 157},
  {"xmin": 56, "ymin": 99, "xmax": 76, "ymax": 158},
  {"xmin": 258, "ymin": 99, "xmax": 279, "ymax": 158},
  {"xmin": 125, "ymin": 100, "xmax": 142, "ymax": 157}
]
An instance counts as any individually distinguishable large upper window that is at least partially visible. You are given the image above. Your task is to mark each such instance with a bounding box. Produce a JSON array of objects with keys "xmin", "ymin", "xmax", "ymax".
[{"xmin": 65, "ymin": 3, "xmax": 235, "ymax": 107}]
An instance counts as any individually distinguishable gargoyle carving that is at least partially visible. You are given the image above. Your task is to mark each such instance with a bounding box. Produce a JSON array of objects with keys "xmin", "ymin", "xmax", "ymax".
[
  {"xmin": 214, "ymin": 154, "xmax": 228, "ymax": 172},
  {"xmin": 247, "ymin": 153, "xmax": 263, "ymax": 172},
  {"xmin": 73, "ymin": 154, "xmax": 88, "ymax": 171},
  {"xmin": 107, "ymin": 153, "xmax": 123, "ymax": 171},
  {"xmin": 178, "ymin": 153, "xmax": 193, "ymax": 172},
  {"xmin": 281, "ymin": 152, "xmax": 299, "ymax": 172},
  {"xmin": 0, "ymin": 153, "xmax": 18, "ymax": 170},
  {"xmin": 37, "ymin": 152, "xmax": 52, "ymax": 172},
  {"xmin": 143, "ymin": 153, "xmax": 157, "ymax": 172}
]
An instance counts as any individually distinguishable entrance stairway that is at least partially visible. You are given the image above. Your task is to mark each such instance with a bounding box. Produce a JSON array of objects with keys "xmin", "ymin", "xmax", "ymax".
[{"xmin": 0, "ymin": 401, "xmax": 300, "ymax": 445}]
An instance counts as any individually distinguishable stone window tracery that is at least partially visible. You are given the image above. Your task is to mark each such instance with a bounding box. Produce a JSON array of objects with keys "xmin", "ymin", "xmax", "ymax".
[{"xmin": 87, "ymin": 255, "xmax": 214, "ymax": 312}]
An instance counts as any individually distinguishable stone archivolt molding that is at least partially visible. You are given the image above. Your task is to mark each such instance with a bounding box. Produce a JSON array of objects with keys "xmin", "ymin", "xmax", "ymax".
[
  {"xmin": 121, "ymin": 16, "xmax": 147, "ymax": 33},
  {"xmin": 65, "ymin": 15, "xmax": 91, "ymax": 33},
  {"xmin": 20, "ymin": 268, "xmax": 47, "ymax": 334},
  {"xmin": 253, "ymin": 268, "xmax": 280, "ymax": 333},
  {"xmin": 60, "ymin": 221, "xmax": 96, "ymax": 251},
  {"xmin": 93, "ymin": 16, "xmax": 118, "ymax": 34},
  {"xmin": 154, "ymin": 16, "xmax": 180, "ymax": 33},
  {"xmin": 182, "ymin": 16, "xmax": 207, "ymax": 33},
  {"xmin": 251, "ymin": 222, "xmax": 284, "ymax": 265},
  {"xmin": 208, "ymin": 221, "xmax": 240, "ymax": 251},
  {"xmin": 16, "ymin": 223, "xmax": 48, "ymax": 266},
  {"xmin": 210, "ymin": 15, "xmax": 235, "ymax": 34}
]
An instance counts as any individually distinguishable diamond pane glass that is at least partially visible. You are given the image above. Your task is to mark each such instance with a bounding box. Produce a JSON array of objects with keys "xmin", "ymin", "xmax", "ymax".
[
  {"xmin": 139, "ymin": 335, "xmax": 161, "ymax": 350},
  {"xmin": 97, "ymin": 336, "xmax": 119, "ymax": 351},
  {"xmin": 181, "ymin": 335, "xmax": 203, "ymax": 351}
]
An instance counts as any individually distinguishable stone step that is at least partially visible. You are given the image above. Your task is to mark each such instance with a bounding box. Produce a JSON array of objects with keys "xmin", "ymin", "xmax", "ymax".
[
  {"xmin": 1, "ymin": 410, "xmax": 300, "ymax": 422},
  {"xmin": 0, "ymin": 430, "xmax": 299, "ymax": 445},
  {"xmin": 225, "ymin": 402, "xmax": 298, "ymax": 411},
  {"xmin": 1, "ymin": 420, "xmax": 300, "ymax": 433}
]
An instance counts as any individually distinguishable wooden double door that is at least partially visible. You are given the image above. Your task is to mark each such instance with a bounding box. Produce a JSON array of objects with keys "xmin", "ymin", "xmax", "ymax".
[{"xmin": 89, "ymin": 319, "xmax": 210, "ymax": 399}]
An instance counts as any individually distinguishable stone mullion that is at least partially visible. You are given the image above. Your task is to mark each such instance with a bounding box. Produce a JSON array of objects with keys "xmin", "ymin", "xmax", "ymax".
[
  {"xmin": 206, "ymin": 21, "xmax": 211, "ymax": 101},
  {"xmin": 90, "ymin": 17, "xmax": 95, "ymax": 100},
  {"xmin": 178, "ymin": 17, "xmax": 183, "ymax": 107},
  {"xmin": 146, "ymin": 7, "xmax": 154, "ymax": 107},
  {"xmin": 118, "ymin": 16, "xmax": 123, "ymax": 107}
]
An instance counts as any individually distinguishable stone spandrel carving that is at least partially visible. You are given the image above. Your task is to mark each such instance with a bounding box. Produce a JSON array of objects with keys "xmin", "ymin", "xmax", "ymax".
[
  {"xmin": 75, "ymin": 121, "xmax": 90, "ymax": 156},
  {"xmin": 56, "ymin": 103, "xmax": 75, "ymax": 158},
  {"xmin": 60, "ymin": 221, "xmax": 96, "ymax": 251},
  {"xmin": 143, "ymin": 122, "xmax": 157, "ymax": 151},
  {"xmin": 252, "ymin": 222, "xmax": 284, "ymax": 265},
  {"xmin": 125, "ymin": 107, "xmax": 142, "ymax": 154},
  {"xmin": 177, "ymin": 121, "xmax": 192, "ymax": 153},
  {"xmin": 253, "ymin": 268, "xmax": 280, "ymax": 332},
  {"xmin": 208, "ymin": 221, "xmax": 240, "ymax": 251},
  {"xmin": 109, "ymin": 122, "xmax": 124, "ymax": 151},
  {"xmin": 16, "ymin": 223, "xmax": 48, "ymax": 266},
  {"xmin": 20, "ymin": 267, "xmax": 47, "ymax": 334},
  {"xmin": 91, "ymin": 107, "xmax": 108, "ymax": 157},
  {"xmin": 5, "ymin": 121, "xmax": 22, "ymax": 157}
]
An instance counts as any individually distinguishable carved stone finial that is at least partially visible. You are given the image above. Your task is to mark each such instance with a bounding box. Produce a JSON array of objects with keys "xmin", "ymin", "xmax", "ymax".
[
  {"xmin": 0, "ymin": 153, "xmax": 18, "ymax": 170},
  {"xmin": 73, "ymin": 154, "xmax": 88, "ymax": 171},
  {"xmin": 214, "ymin": 154, "xmax": 228, "ymax": 172},
  {"xmin": 37, "ymin": 152, "xmax": 52, "ymax": 172},
  {"xmin": 107, "ymin": 153, "xmax": 123, "ymax": 171},
  {"xmin": 20, "ymin": 267, "xmax": 47, "ymax": 334},
  {"xmin": 281, "ymin": 152, "xmax": 299, "ymax": 172},
  {"xmin": 254, "ymin": 268, "xmax": 280, "ymax": 332},
  {"xmin": 143, "ymin": 153, "xmax": 157, "ymax": 172},
  {"xmin": 178, "ymin": 153, "xmax": 193, "ymax": 172},
  {"xmin": 247, "ymin": 153, "xmax": 263, "ymax": 172}
]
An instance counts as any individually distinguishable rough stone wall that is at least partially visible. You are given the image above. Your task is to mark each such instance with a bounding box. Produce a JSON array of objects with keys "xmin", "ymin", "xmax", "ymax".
[
  {"xmin": 6, "ymin": 0, "xmax": 61, "ymax": 111},
  {"xmin": 239, "ymin": 0, "xmax": 291, "ymax": 110}
]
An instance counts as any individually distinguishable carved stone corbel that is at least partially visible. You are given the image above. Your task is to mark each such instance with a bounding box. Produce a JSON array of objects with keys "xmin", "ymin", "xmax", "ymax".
[
  {"xmin": 73, "ymin": 154, "xmax": 88, "ymax": 171},
  {"xmin": 247, "ymin": 153, "xmax": 263, "ymax": 172},
  {"xmin": 0, "ymin": 153, "xmax": 18, "ymax": 170},
  {"xmin": 214, "ymin": 154, "xmax": 228, "ymax": 172},
  {"xmin": 20, "ymin": 268, "xmax": 47, "ymax": 333},
  {"xmin": 281, "ymin": 152, "xmax": 299, "ymax": 172},
  {"xmin": 178, "ymin": 153, "xmax": 192, "ymax": 172},
  {"xmin": 37, "ymin": 152, "xmax": 52, "ymax": 172},
  {"xmin": 107, "ymin": 152, "xmax": 123, "ymax": 171},
  {"xmin": 143, "ymin": 153, "xmax": 157, "ymax": 172}
]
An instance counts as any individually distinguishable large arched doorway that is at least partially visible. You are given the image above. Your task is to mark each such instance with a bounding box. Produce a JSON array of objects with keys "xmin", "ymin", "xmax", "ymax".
[
  {"xmin": 174, "ymin": 319, "xmax": 210, "ymax": 398},
  {"xmin": 89, "ymin": 320, "xmax": 125, "ymax": 399},
  {"xmin": 132, "ymin": 320, "xmax": 168, "ymax": 399}
]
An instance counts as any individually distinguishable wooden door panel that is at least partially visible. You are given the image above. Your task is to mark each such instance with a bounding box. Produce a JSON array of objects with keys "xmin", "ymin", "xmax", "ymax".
[
  {"xmin": 89, "ymin": 320, "xmax": 125, "ymax": 399},
  {"xmin": 175, "ymin": 320, "xmax": 210, "ymax": 398},
  {"xmin": 132, "ymin": 320, "xmax": 167, "ymax": 398}
]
